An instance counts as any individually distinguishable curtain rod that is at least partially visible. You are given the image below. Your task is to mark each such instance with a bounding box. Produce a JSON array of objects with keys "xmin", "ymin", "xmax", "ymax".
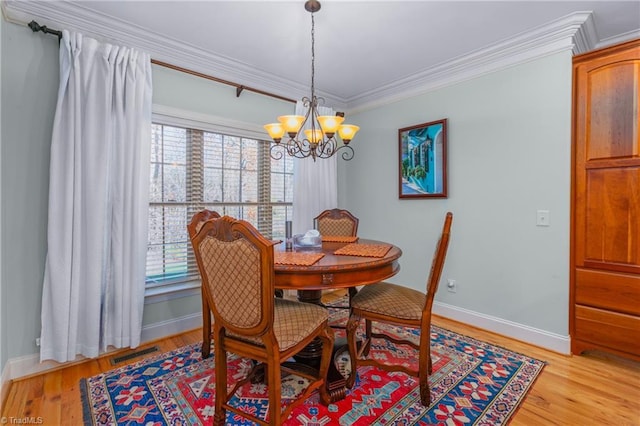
[
  {"xmin": 28, "ymin": 20, "xmax": 62, "ymax": 41},
  {"xmin": 27, "ymin": 20, "xmax": 296, "ymax": 105},
  {"xmin": 151, "ymin": 60, "xmax": 296, "ymax": 104}
]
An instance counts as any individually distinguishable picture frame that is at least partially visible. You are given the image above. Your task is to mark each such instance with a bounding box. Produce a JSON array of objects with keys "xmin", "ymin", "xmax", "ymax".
[{"xmin": 398, "ymin": 118, "xmax": 448, "ymax": 198}]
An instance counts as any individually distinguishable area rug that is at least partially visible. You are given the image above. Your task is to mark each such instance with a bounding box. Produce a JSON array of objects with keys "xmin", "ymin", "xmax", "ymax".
[{"xmin": 81, "ymin": 311, "xmax": 544, "ymax": 425}]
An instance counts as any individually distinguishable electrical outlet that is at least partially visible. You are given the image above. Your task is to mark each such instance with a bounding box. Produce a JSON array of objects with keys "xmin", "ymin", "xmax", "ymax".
[
  {"xmin": 447, "ymin": 279, "xmax": 457, "ymax": 293},
  {"xmin": 536, "ymin": 210, "xmax": 550, "ymax": 226},
  {"xmin": 35, "ymin": 337, "xmax": 41, "ymax": 347}
]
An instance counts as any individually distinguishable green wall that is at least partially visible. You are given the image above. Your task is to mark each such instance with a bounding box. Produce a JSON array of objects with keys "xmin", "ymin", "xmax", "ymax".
[
  {"xmin": 0, "ymin": 18, "xmax": 292, "ymax": 374},
  {"xmin": 0, "ymin": 8, "xmax": 4, "ymax": 374},
  {"xmin": 1, "ymin": 20, "xmax": 59, "ymax": 370},
  {"xmin": 340, "ymin": 52, "xmax": 572, "ymax": 335},
  {"xmin": 0, "ymin": 13, "xmax": 573, "ymax": 377}
]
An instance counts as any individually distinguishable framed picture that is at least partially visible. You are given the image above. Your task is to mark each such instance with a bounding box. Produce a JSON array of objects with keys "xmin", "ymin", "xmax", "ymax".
[{"xmin": 398, "ymin": 119, "xmax": 448, "ymax": 198}]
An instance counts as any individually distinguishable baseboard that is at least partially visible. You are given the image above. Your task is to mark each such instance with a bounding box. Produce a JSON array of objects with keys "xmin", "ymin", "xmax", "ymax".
[
  {"xmin": 1, "ymin": 361, "xmax": 11, "ymax": 408},
  {"xmin": 3, "ymin": 312, "xmax": 203, "ymax": 382},
  {"xmin": 140, "ymin": 312, "xmax": 202, "ymax": 343},
  {"xmin": 2, "ymin": 353, "xmax": 65, "ymax": 383},
  {"xmin": 433, "ymin": 301, "xmax": 570, "ymax": 354}
]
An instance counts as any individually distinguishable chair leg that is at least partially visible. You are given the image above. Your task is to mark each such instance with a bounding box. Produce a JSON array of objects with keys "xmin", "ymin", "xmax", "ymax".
[
  {"xmin": 202, "ymin": 296, "xmax": 211, "ymax": 359},
  {"xmin": 348, "ymin": 287, "xmax": 358, "ymax": 306},
  {"xmin": 419, "ymin": 371, "xmax": 431, "ymax": 407},
  {"xmin": 213, "ymin": 332, "xmax": 227, "ymax": 425},
  {"xmin": 267, "ymin": 358, "xmax": 282, "ymax": 426},
  {"xmin": 419, "ymin": 329, "xmax": 432, "ymax": 406},
  {"xmin": 346, "ymin": 314, "xmax": 360, "ymax": 389},
  {"xmin": 362, "ymin": 319, "xmax": 372, "ymax": 356}
]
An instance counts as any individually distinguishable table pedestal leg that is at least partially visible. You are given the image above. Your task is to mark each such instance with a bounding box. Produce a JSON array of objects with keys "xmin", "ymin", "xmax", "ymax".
[{"xmin": 294, "ymin": 289, "xmax": 350, "ymax": 402}]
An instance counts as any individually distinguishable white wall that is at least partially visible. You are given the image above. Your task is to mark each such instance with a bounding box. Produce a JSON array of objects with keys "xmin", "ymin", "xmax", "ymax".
[{"xmin": 340, "ymin": 52, "xmax": 572, "ymax": 346}]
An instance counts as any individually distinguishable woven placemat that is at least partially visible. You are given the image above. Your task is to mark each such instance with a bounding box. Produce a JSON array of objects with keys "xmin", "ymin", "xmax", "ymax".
[
  {"xmin": 275, "ymin": 252, "xmax": 325, "ymax": 266},
  {"xmin": 333, "ymin": 243, "xmax": 392, "ymax": 258},
  {"xmin": 321, "ymin": 235, "xmax": 359, "ymax": 243}
]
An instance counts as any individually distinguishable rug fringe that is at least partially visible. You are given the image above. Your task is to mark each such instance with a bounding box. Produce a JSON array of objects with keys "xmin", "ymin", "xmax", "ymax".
[{"xmin": 79, "ymin": 378, "xmax": 94, "ymax": 426}]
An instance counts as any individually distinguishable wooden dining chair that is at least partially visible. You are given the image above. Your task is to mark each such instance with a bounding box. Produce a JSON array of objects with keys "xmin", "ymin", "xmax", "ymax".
[
  {"xmin": 191, "ymin": 215, "xmax": 335, "ymax": 426},
  {"xmin": 187, "ymin": 209, "xmax": 221, "ymax": 359},
  {"xmin": 346, "ymin": 212, "xmax": 453, "ymax": 406},
  {"xmin": 314, "ymin": 208, "xmax": 360, "ymax": 312},
  {"xmin": 314, "ymin": 208, "xmax": 359, "ymax": 237}
]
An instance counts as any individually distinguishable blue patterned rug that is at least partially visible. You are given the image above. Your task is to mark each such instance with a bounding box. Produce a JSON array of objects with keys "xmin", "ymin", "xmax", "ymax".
[{"xmin": 81, "ymin": 314, "xmax": 544, "ymax": 425}]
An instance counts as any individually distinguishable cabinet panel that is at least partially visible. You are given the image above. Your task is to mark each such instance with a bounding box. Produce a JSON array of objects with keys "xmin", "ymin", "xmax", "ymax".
[
  {"xmin": 575, "ymin": 268, "xmax": 640, "ymax": 315},
  {"xmin": 584, "ymin": 167, "xmax": 640, "ymax": 269},
  {"xmin": 574, "ymin": 305, "xmax": 640, "ymax": 355},
  {"xmin": 586, "ymin": 62, "xmax": 639, "ymax": 160}
]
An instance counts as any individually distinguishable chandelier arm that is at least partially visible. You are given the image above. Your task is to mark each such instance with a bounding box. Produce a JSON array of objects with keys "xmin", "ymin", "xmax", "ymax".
[
  {"xmin": 270, "ymin": 144, "xmax": 284, "ymax": 160},
  {"xmin": 272, "ymin": 141, "xmax": 302, "ymax": 160},
  {"xmin": 338, "ymin": 145, "xmax": 355, "ymax": 161},
  {"xmin": 286, "ymin": 138, "xmax": 310, "ymax": 160},
  {"xmin": 315, "ymin": 138, "xmax": 336, "ymax": 158},
  {"xmin": 296, "ymin": 96, "xmax": 316, "ymax": 142}
]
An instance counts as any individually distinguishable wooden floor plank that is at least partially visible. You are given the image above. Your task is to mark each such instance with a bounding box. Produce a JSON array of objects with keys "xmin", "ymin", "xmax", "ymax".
[{"xmin": 2, "ymin": 293, "xmax": 639, "ymax": 425}]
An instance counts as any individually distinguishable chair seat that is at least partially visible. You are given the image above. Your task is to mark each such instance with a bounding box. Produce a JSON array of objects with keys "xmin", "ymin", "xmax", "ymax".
[
  {"xmin": 231, "ymin": 298, "xmax": 329, "ymax": 351},
  {"xmin": 351, "ymin": 282, "xmax": 426, "ymax": 320}
]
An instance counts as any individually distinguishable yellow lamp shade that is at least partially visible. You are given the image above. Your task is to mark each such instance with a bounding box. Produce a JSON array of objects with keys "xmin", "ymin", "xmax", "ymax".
[
  {"xmin": 317, "ymin": 115, "xmax": 345, "ymax": 135},
  {"xmin": 264, "ymin": 123, "xmax": 285, "ymax": 140},
  {"xmin": 338, "ymin": 124, "xmax": 360, "ymax": 142},
  {"xmin": 277, "ymin": 115, "xmax": 305, "ymax": 134},
  {"xmin": 304, "ymin": 128, "xmax": 324, "ymax": 144}
]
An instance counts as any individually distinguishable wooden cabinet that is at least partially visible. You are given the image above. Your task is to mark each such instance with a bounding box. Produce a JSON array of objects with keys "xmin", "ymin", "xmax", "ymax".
[{"xmin": 571, "ymin": 38, "xmax": 640, "ymax": 360}]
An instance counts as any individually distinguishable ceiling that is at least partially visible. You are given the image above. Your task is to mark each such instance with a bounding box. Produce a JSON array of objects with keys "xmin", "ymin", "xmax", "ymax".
[{"xmin": 4, "ymin": 1, "xmax": 640, "ymax": 111}]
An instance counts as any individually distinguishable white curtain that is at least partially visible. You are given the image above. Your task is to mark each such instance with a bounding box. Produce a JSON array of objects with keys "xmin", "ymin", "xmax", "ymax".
[
  {"xmin": 292, "ymin": 102, "xmax": 338, "ymax": 234},
  {"xmin": 40, "ymin": 30, "xmax": 152, "ymax": 363}
]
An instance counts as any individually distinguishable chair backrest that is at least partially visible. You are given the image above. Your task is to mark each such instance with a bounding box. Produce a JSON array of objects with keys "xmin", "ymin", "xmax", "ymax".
[
  {"xmin": 190, "ymin": 215, "xmax": 274, "ymax": 337},
  {"xmin": 187, "ymin": 209, "xmax": 221, "ymax": 238},
  {"xmin": 314, "ymin": 208, "xmax": 359, "ymax": 236},
  {"xmin": 424, "ymin": 212, "xmax": 453, "ymax": 315}
]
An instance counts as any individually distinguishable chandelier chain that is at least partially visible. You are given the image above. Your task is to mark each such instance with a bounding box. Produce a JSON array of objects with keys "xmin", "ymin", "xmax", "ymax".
[{"xmin": 310, "ymin": 12, "xmax": 315, "ymax": 103}]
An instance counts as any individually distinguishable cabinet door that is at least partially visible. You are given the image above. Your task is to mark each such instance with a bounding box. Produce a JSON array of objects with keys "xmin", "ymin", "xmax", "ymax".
[{"xmin": 572, "ymin": 39, "xmax": 640, "ymax": 358}]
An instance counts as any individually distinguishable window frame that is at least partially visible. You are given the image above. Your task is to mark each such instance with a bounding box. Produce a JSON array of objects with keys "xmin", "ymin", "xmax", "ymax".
[{"xmin": 145, "ymin": 105, "xmax": 291, "ymax": 303}]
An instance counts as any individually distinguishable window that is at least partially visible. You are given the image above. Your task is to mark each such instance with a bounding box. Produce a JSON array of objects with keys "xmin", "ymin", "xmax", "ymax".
[{"xmin": 146, "ymin": 122, "xmax": 293, "ymax": 292}]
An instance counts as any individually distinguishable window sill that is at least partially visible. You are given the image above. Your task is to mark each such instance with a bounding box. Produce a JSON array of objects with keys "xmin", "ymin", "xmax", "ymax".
[{"xmin": 144, "ymin": 280, "xmax": 201, "ymax": 304}]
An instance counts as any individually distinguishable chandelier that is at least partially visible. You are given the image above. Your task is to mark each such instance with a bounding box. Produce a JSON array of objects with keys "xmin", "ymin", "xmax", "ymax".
[{"xmin": 264, "ymin": 0, "xmax": 359, "ymax": 161}]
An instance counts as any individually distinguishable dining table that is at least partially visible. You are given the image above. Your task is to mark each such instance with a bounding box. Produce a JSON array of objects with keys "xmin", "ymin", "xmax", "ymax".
[{"xmin": 273, "ymin": 237, "xmax": 403, "ymax": 402}]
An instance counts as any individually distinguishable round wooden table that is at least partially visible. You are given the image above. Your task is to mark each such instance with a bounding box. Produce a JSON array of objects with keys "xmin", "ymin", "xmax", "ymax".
[
  {"xmin": 274, "ymin": 238, "xmax": 402, "ymax": 295},
  {"xmin": 274, "ymin": 239, "xmax": 402, "ymax": 401}
]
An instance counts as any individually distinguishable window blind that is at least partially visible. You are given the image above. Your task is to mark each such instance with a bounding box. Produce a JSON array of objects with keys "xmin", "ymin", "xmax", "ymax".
[{"xmin": 146, "ymin": 123, "xmax": 293, "ymax": 289}]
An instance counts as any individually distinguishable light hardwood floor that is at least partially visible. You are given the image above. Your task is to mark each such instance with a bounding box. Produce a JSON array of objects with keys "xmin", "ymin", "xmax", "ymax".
[{"xmin": 3, "ymin": 292, "xmax": 639, "ymax": 425}]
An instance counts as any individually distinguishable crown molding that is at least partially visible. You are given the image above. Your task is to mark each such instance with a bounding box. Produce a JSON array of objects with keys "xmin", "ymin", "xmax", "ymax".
[
  {"xmin": 346, "ymin": 12, "xmax": 594, "ymax": 114},
  {"xmin": 2, "ymin": 3, "xmax": 612, "ymax": 114},
  {"xmin": 2, "ymin": 0, "xmax": 346, "ymax": 109},
  {"xmin": 596, "ymin": 28, "xmax": 640, "ymax": 49},
  {"xmin": 572, "ymin": 12, "xmax": 598, "ymax": 54}
]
